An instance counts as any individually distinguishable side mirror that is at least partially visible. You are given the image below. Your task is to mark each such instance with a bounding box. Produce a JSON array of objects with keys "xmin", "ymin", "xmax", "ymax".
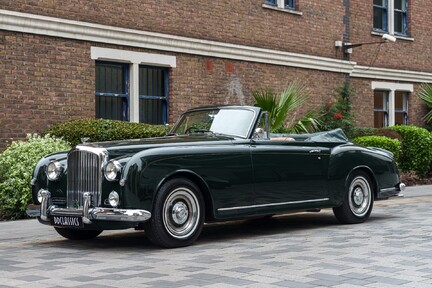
[{"xmin": 254, "ymin": 128, "xmax": 265, "ymax": 139}]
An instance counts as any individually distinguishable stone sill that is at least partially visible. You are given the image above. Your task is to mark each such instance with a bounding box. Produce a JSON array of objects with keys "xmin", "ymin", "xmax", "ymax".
[{"xmin": 371, "ymin": 31, "xmax": 414, "ymax": 42}]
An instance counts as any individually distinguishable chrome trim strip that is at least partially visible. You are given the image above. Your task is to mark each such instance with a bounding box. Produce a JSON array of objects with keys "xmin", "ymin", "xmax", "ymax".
[
  {"xmin": 218, "ymin": 198, "xmax": 330, "ymax": 212},
  {"xmin": 91, "ymin": 208, "xmax": 151, "ymax": 222},
  {"xmin": 380, "ymin": 187, "xmax": 397, "ymax": 193}
]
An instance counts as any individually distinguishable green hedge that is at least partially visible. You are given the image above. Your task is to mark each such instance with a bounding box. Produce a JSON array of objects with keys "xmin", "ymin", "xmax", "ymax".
[
  {"xmin": 0, "ymin": 134, "xmax": 71, "ymax": 220},
  {"xmin": 353, "ymin": 136, "xmax": 401, "ymax": 163},
  {"xmin": 388, "ymin": 125, "xmax": 432, "ymax": 176},
  {"xmin": 46, "ymin": 119, "xmax": 172, "ymax": 146}
]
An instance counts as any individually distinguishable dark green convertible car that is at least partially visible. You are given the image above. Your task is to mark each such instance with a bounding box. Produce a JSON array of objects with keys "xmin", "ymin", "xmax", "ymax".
[{"xmin": 27, "ymin": 106, "xmax": 404, "ymax": 248}]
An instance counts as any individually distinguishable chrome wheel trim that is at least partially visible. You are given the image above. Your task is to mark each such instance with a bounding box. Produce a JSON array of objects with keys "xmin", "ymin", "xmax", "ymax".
[
  {"xmin": 348, "ymin": 176, "xmax": 372, "ymax": 217},
  {"xmin": 163, "ymin": 187, "xmax": 200, "ymax": 239}
]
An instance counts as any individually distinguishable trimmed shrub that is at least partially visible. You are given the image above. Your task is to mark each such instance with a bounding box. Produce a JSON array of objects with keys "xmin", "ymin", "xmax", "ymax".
[
  {"xmin": 375, "ymin": 128, "xmax": 402, "ymax": 140},
  {"xmin": 353, "ymin": 136, "xmax": 401, "ymax": 163},
  {"xmin": 0, "ymin": 134, "xmax": 71, "ymax": 220},
  {"xmin": 388, "ymin": 125, "xmax": 432, "ymax": 176},
  {"xmin": 46, "ymin": 119, "xmax": 172, "ymax": 146},
  {"xmin": 349, "ymin": 127, "xmax": 377, "ymax": 139}
]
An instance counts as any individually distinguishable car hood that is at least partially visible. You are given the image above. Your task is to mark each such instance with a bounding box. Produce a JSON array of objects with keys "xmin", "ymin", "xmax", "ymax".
[{"xmin": 79, "ymin": 134, "xmax": 238, "ymax": 158}]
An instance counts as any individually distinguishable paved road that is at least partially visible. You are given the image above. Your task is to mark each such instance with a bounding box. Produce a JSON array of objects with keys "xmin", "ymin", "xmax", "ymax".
[{"xmin": 1, "ymin": 185, "xmax": 432, "ymax": 288}]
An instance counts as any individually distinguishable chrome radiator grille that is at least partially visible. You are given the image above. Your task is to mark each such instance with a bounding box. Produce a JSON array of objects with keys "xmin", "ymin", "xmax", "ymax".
[{"xmin": 67, "ymin": 147, "xmax": 107, "ymax": 208}]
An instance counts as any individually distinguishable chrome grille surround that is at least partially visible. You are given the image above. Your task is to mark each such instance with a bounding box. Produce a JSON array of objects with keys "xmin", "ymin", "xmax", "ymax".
[{"xmin": 67, "ymin": 146, "xmax": 108, "ymax": 209}]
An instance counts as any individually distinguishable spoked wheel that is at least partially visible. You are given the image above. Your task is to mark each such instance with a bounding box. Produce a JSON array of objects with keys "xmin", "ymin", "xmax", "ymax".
[
  {"xmin": 54, "ymin": 228, "xmax": 103, "ymax": 240},
  {"xmin": 145, "ymin": 178, "xmax": 204, "ymax": 248},
  {"xmin": 333, "ymin": 171, "xmax": 374, "ymax": 224}
]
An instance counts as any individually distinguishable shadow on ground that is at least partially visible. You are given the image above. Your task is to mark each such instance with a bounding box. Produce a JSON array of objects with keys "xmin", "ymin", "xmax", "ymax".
[{"xmin": 31, "ymin": 210, "xmax": 397, "ymax": 251}]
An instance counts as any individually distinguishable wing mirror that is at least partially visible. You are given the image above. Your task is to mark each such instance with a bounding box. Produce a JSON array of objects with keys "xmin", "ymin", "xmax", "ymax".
[{"xmin": 255, "ymin": 128, "xmax": 265, "ymax": 139}]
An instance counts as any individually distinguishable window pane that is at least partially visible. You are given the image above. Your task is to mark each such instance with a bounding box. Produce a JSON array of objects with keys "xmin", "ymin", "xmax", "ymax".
[
  {"xmin": 265, "ymin": 0, "xmax": 276, "ymax": 5},
  {"xmin": 139, "ymin": 98, "xmax": 164, "ymax": 125},
  {"xmin": 374, "ymin": 91, "xmax": 387, "ymax": 110},
  {"xmin": 395, "ymin": 92, "xmax": 406, "ymax": 110},
  {"xmin": 285, "ymin": 0, "xmax": 294, "ymax": 9},
  {"xmin": 95, "ymin": 61, "xmax": 129, "ymax": 121},
  {"xmin": 95, "ymin": 62, "xmax": 126, "ymax": 94},
  {"xmin": 394, "ymin": 11, "xmax": 406, "ymax": 34},
  {"xmin": 374, "ymin": 91, "xmax": 388, "ymax": 128},
  {"xmin": 96, "ymin": 95, "xmax": 128, "ymax": 121},
  {"xmin": 374, "ymin": 0, "xmax": 384, "ymax": 5},
  {"xmin": 139, "ymin": 66, "xmax": 168, "ymax": 124},
  {"xmin": 373, "ymin": 7, "xmax": 386, "ymax": 30},
  {"xmin": 374, "ymin": 111, "xmax": 387, "ymax": 128},
  {"xmin": 394, "ymin": 0, "xmax": 405, "ymax": 10},
  {"xmin": 395, "ymin": 112, "xmax": 407, "ymax": 125}
]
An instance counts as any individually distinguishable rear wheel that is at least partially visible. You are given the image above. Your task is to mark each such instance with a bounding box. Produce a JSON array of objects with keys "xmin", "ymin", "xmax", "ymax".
[
  {"xmin": 333, "ymin": 171, "xmax": 374, "ymax": 224},
  {"xmin": 145, "ymin": 178, "xmax": 204, "ymax": 248},
  {"xmin": 54, "ymin": 228, "xmax": 103, "ymax": 240}
]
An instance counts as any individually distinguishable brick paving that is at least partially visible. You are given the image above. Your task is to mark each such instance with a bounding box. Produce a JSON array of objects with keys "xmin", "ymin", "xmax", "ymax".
[{"xmin": 1, "ymin": 185, "xmax": 431, "ymax": 288}]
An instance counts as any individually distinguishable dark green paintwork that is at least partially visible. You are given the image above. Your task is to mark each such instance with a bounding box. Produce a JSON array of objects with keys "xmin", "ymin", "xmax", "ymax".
[{"xmin": 30, "ymin": 107, "xmax": 402, "ymax": 230}]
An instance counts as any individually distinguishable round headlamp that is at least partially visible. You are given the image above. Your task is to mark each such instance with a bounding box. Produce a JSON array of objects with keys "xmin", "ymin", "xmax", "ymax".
[
  {"xmin": 104, "ymin": 160, "xmax": 122, "ymax": 181},
  {"xmin": 46, "ymin": 161, "xmax": 62, "ymax": 181},
  {"xmin": 109, "ymin": 191, "xmax": 120, "ymax": 207}
]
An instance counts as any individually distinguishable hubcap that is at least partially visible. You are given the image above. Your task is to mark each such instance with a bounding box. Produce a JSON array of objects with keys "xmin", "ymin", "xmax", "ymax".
[
  {"xmin": 348, "ymin": 176, "xmax": 371, "ymax": 217},
  {"xmin": 163, "ymin": 187, "xmax": 200, "ymax": 239},
  {"xmin": 171, "ymin": 201, "xmax": 189, "ymax": 225},
  {"xmin": 353, "ymin": 188, "xmax": 364, "ymax": 205}
]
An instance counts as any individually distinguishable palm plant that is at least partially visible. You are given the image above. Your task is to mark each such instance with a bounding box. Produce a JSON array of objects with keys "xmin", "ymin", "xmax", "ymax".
[
  {"xmin": 252, "ymin": 82, "xmax": 321, "ymax": 133},
  {"xmin": 417, "ymin": 83, "xmax": 432, "ymax": 123}
]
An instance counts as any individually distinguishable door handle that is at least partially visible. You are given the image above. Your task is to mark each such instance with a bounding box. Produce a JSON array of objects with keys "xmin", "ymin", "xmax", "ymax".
[{"xmin": 309, "ymin": 149, "xmax": 321, "ymax": 154}]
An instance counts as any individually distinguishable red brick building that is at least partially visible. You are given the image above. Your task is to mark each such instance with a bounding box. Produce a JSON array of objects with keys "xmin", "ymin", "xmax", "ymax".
[{"xmin": 1, "ymin": 0, "xmax": 431, "ymax": 149}]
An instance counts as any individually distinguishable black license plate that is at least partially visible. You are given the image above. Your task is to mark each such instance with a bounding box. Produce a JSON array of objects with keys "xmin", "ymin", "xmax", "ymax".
[{"xmin": 51, "ymin": 216, "xmax": 83, "ymax": 228}]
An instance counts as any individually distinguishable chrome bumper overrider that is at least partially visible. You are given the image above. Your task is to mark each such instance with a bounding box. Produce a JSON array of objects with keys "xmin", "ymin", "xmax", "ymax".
[
  {"xmin": 377, "ymin": 183, "xmax": 406, "ymax": 199},
  {"xmin": 26, "ymin": 189, "xmax": 151, "ymax": 224}
]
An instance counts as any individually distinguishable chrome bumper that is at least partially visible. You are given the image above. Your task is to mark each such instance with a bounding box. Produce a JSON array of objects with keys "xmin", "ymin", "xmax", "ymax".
[
  {"xmin": 377, "ymin": 183, "xmax": 406, "ymax": 199},
  {"xmin": 26, "ymin": 189, "xmax": 151, "ymax": 224}
]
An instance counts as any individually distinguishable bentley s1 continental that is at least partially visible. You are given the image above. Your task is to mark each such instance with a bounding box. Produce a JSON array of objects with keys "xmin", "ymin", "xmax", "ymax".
[{"xmin": 26, "ymin": 106, "xmax": 404, "ymax": 248}]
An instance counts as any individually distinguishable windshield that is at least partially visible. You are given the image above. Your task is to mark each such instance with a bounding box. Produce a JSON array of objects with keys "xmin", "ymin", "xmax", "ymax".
[{"xmin": 170, "ymin": 108, "xmax": 256, "ymax": 138}]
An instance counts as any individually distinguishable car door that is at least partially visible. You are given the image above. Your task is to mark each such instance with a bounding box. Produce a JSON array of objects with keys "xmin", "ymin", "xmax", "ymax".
[{"xmin": 250, "ymin": 139, "xmax": 330, "ymax": 213}]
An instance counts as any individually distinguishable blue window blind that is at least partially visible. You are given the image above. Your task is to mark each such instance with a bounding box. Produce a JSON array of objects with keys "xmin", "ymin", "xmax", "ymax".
[
  {"xmin": 139, "ymin": 66, "xmax": 168, "ymax": 125},
  {"xmin": 285, "ymin": 0, "xmax": 295, "ymax": 9},
  {"xmin": 95, "ymin": 61, "xmax": 129, "ymax": 121},
  {"xmin": 394, "ymin": 0, "xmax": 408, "ymax": 36},
  {"xmin": 373, "ymin": 0, "xmax": 388, "ymax": 32},
  {"xmin": 265, "ymin": 0, "xmax": 276, "ymax": 5}
]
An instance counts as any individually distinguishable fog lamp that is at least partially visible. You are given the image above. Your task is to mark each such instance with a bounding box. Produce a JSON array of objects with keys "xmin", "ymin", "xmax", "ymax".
[{"xmin": 109, "ymin": 191, "xmax": 120, "ymax": 207}]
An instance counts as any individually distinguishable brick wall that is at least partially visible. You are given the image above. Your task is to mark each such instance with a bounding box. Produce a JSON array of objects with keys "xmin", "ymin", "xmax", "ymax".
[
  {"xmin": 0, "ymin": 30, "xmax": 345, "ymax": 149},
  {"xmin": 1, "ymin": 31, "xmax": 95, "ymax": 148},
  {"xmin": 0, "ymin": 0, "xmax": 345, "ymax": 59}
]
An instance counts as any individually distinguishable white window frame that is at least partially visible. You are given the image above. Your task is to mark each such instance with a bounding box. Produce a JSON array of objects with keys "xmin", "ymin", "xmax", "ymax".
[
  {"xmin": 371, "ymin": 81, "xmax": 413, "ymax": 126},
  {"xmin": 373, "ymin": 0, "xmax": 408, "ymax": 36},
  {"xmin": 91, "ymin": 47, "xmax": 176, "ymax": 123}
]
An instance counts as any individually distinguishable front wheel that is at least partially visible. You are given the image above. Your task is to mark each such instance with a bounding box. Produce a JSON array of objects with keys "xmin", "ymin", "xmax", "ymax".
[
  {"xmin": 145, "ymin": 178, "xmax": 205, "ymax": 248},
  {"xmin": 333, "ymin": 171, "xmax": 374, "ymax": 224},
  {"xmin": 54, "ymin": 227, "xmax": 103, "ymax": 240}
]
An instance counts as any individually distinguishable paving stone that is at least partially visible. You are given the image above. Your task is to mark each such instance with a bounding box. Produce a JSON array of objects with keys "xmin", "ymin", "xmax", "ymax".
[{"xmin": 1, "ymin": 185, "xmax": 432, "ymax": 287}]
